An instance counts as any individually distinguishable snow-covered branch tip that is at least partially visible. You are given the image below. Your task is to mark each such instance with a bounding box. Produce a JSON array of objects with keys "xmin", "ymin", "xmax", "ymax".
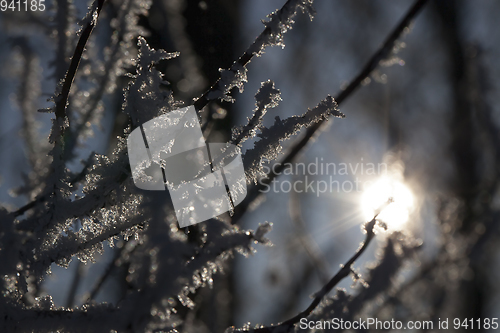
[
  {"xmin": 232, "ymin": 80, "xmax": 281, "ymax": 147},
  {"xmin": 244, "ymin": 95, "xmax": 343, "ymax": 184},
  {"xmin": 122, "ymin": 37, "xmax": 180, "ymax": 126}
]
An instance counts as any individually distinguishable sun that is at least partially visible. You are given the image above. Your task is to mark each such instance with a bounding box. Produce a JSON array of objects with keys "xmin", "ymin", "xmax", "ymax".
[{"xmin": 361, "ymin": 177, "xmax": 414, "ymax": 229}]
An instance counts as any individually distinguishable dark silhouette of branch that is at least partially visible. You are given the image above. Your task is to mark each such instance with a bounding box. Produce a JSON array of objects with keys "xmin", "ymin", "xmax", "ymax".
[
  {"xmin": 241, "ymin": 218, "xmax": 378, "ymax": 333},
  {"xmin": 195, "ymin": 0, "xmax": 315, "ymax": 125},
  {"xmin": 53, "ymin": 0, "xmax": 106, "ymax": 121},
  {"xmin": 37, "ymin": 0, "xmax": 108, "ymax": 242},
  {"xmin": 11, "ymin": 1, "xmax": 107, "ymax": 218},
  {"xmin": 3, "ymin": 0, "xmax": 496, "ymax": 331},
  {"xmin": 231, "ymin": 0, "xmax": 429, "ymax": 224}
]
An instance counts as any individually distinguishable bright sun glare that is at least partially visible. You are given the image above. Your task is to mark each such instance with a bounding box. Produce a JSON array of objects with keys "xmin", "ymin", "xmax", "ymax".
[{"xmin": 361, "ymin": 177, "xmax": 414, "ymax": 229}]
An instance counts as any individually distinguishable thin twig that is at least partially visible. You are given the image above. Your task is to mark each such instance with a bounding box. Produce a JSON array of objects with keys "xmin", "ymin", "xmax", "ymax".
[
  {"xmin": 231, "ymin": 0, "xmax": 429, "ymax": 224},
  {"xmin": 195, "ymin": 0, "xmax": 313, "ymax": 126},
  {"xmin": 53, "ymin": 0, "xmax": 74, "ymax": 83},
  {"xmin": 244, "ymin": 218, "xmax": 378, "ymax": 333},
  {"xmin": 54, "ymin": 0, "xmax": 106, "ymax": 121},
  {"xmin": 12, "ymin": 1, "xmax": 107, "ymax": 218}
]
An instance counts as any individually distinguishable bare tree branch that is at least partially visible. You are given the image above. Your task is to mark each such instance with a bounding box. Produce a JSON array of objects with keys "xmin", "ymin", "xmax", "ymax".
[
  {"xmin": 238, "ymin": 218, "xmax": 378, "ymax": 333},
  {"xmin": 53, "ymin": 0, "xmax": 106, "ymax": 122},
  {"xmin": 195, "ymin": 0, "xmax": 315, "ymax": 126}
]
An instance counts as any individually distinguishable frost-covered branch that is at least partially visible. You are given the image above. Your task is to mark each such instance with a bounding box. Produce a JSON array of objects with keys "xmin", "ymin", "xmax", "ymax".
[
  {"xmin": 272, "ymin": 0, "xmax": 429, "ymax": 187},
  {"xmin": 64, "ymin": 0, "xmax": 150, "ymax": 161},
  {"xmin": 1, "ymin": 222, "xmax": 272, "ymax": 332},
  {"xmin": 231, "ymin": 80, "xmax": 282, "ymax": 147},
  {"xmin": 232, "ymin": 0, "xmax": 429, "ymax": 223},
  {"xmin": 235, "ymin": 218, "xmax": 378, "ymax": 333},
  {"xmin": 50, "ymin": 0, "xmax": 106, "ymax": 122},
  {"xmin": 24, "ymin": 0, "xmax": 108, "ymax": 239},
  {"xmin": 243, "ymin": 95, "xmax": 342, "ymax": 184},
  {"xmin": 30, "ymin": 180, "xmax": 142, "ymax": 272},
  {"xmin": 122, "ymin": 37, "xmax": 179, "ymax": 126},
  {"xmin": 194, "ymin": 0, "xmax": 315, "ymax": 115},
  {"xmin": 11, "ymin": 0, "xmax": 313, "ymax": 221},
  {"xmin": 303, "ymin": 232, "xmax": 420, "ymax": 330},
  {"xmin": 229, "ymin": 95, "xmax": 342, "ymax": 223},
  {"xmin": 13, "ymin": 38, "xmax": 179, "ymax": 243}
]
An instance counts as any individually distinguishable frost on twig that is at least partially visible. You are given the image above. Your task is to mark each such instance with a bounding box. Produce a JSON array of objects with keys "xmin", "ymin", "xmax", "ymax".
[
  {"xmin": 235, "ymin": 218, "xmax": 415, "ymax": 333},
  {"xmin": 259, "ymin": 0, "xmax": 315, "ymax": 51},
  {"xmin": 305, "ymin": 233, "xmax": 421, "ymax": 329},
  {"xmin": 244, "ymin": 95, "xmax": 343, "ymax": 184},
  {"xmin": 234, "ymin": 218, "xmax": 377, "ymax": 333},
  {"xmin": 122, "ymin": 37, "xmax": 180, "ymax": 126},
  {"xmin": 51, "ymin": 0, "xmax": 76, "ymax": 84},
  {"xmin": 65, "ymin": 0, "xmax": 152, "ymax": 160},
  {"xmin": 195, "ymin": 0, "xmax": 316, "ymax": 110},
  {"xmin": 1, "ymin": 217, "xmax": 273, "ymax": 332},
  {"xmin": 206, "ymin": 64, "xmax": 248, "ymax": 103},
  {"xmin": 232, "ymin": 80, "xmax": 282, "ymax": 147},
  {"xmin": 32, "ymin": 0, "xmax": 108, "ymax": 232},
  {"xmin": 178, "ymin": 222, "xmax": 273, "ymax": 310},
  {"xmin": 20, "ymin": 36, "xmax": 180, "ymax": 271}
]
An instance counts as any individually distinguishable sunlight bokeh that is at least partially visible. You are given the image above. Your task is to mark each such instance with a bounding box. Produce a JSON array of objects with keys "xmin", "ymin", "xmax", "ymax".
[{"xmin": 361, "ymin": 177, "xmax": 414, "ymax": 229}]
